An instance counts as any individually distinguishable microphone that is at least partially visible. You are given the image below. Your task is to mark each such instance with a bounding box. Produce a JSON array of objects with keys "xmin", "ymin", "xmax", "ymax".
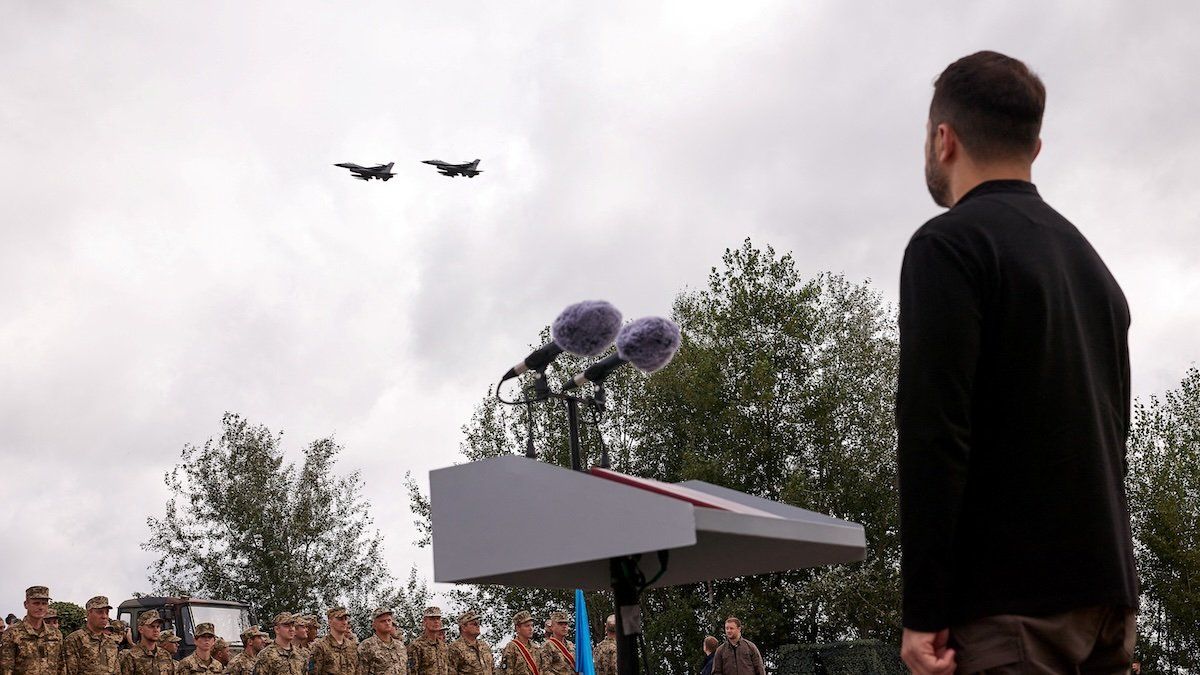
[
  {"xmin": 562, "ymin": 352, "xmax": 625, "ymax": 391},
  {"xmin": 561, "ymin": 316, "xmax": 681, "ymax": 390},
  {"xmin": 500, "ymin": 300, "xmax": 623, "ymax": 383}
]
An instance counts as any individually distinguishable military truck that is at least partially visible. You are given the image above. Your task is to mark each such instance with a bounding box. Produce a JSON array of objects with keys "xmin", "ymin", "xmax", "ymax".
[{"xmin": 116, "ymin": 596, "xmax": 252, "ymax": 659}]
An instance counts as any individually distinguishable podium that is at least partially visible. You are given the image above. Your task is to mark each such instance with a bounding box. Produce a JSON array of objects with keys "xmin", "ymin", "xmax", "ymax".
[
  {"xmin": 430, "ymin": 456, "xmax": 867, "ymax": 674},
  {"xmin": 431, "ymin": 456, "xmax": 866, "ymax": 588}
]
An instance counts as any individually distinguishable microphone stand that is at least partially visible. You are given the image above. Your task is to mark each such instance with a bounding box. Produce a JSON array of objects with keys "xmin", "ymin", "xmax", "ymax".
[{"xmin": 500, "ymin": 371, "xmax": 651, "ymax": 675}]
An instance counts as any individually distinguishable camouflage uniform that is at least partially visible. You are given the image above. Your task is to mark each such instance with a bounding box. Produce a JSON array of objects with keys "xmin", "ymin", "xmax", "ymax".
[
  {"xmin": 446, "ymin": 639, "xmax": 491, "ymax": 675},
  {"xmin": 591, "ymin": 637, "xmax": 615, "ymax": 675},
  {"xmin": 535, "ymin": 640, "xmax": 573, "ymax": 675},
  {"xmin": 224, "ymin": 627, "xmax": 265, "ymax": 675},
  {"xmin": 118, "ymin": 611, "xmax": 172, "ymax": 675},
  {"xmin": 255, "ymin": 613, "xmax": 305, "ymax": 675},
  {"xmin": 64, "ymin": 626, "xmax": 119, "ymax": 675},
  {"xmin": 254, "ymin": 643, "xmax": 304, "ymax": 675},
  {"xmin": 356, "ymin": 637, "xmax": 406, "ymax": 675},
  {"xmin": 406, "ymin": 637, "xmax": 447, "ymax": 675},
  {"xmin": 118, "ymin": 645, "xmax": 174, "ymax": 675},
  {"xmin": 1, "ymin": 587, "xmax": 64, "ymax": 675},
  {"xmin": 291, "ymin": 617, "xmax": 315, "ymax": 673},
  {"xmin": 308, "ymin": 609, "xmax": 356, "ymax": 675},
  {"xmin": 407, "ymin": 607, "xmax": 447, "ymax": 675},
  {"xmin": 222, "ymin": 650, "xmax": 256, "ymax": 675},
  {"xmin": 535, "ymin": 613, "xmax": 573, "ymax": 675},
  {"xmin": 64, "ymin": 598, "xmax": 120, "ymax": 675},
  {"xmin": 177, "ymin": 654, "xmax": 222, "ymax": 675},
  {"xmin": 497, "ymin": 641, "xmax": 538, "ymax": 675}
]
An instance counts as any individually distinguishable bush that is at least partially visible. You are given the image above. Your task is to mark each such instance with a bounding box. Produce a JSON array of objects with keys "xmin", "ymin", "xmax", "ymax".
[
  {"xmin": 777, "ymin": 641, "xmax": 905, "ymax": 675},
  {"xmin": 51, "ymin": 601, "xmax": 86, "ymax": 635}
]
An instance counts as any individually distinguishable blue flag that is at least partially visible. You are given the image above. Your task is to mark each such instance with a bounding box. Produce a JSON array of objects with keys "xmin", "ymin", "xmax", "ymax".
[{"xmin": 574, "ymin": 588, "xmax": 596, "ymax": 675}]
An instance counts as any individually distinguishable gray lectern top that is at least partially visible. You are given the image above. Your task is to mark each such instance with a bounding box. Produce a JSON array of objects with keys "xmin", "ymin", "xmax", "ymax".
[{"xmin": 430, "ymin": 456, "xmax": 866, "ymax": 590}]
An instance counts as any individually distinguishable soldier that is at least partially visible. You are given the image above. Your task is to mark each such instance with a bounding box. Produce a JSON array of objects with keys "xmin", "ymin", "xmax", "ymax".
[
  {"xmin": 356, "ymin": 609, "xmax": 405, "ymax": 675},
  {"xmin": 213, "ymin": 640, "xmax": 231, "ymax": 668},
  {"xmin": 43, "ymin": 611, "xmax": 61, "ymax": 638},
  {"xmin": 309, "ymin": 608, "xmax": 355, "ymax": 675},
  {"xmin": 158, "ymin": 634, "xmax": 181, "ymax": 659},
  {"xmin": 64, "ymin": 596, "xmax": 118, "ymax": 675},
  {"xmin": 536, "ymin": 613, "xmax": 573, "ymax": 675},
  {"xmin": 447, "ymin": 611, "xmax": 490, "ymax": 675},
  {"xmin": 107, "ymin": 621, "xmax": 131, "ymax": 652},
  {"xmin": 591, "ymin": 616, "xmax": 616, "ymax": 675},
  {"xmin": 254, "ymin": 614, "xmax": 304, "ymax": 675},
  {"xmin": 407, "ymin": 608, "xmax": 447, "ymax": 675},
  {"xmin": 498, "ymin": 612, "xmax": 538, "ymax": 675},
  {"xmin": 1, "ymin": 585, "xmax": 64, "ymax": 675},
  {"xmin": 291, "ymin": 618, "xmax": 315, "ymax": 669},
  {"xmin": 223, "ymin": 628, "xmax": 265, "ymax": 675},
  {"xmin": 178, "ymin": 624, "xmax": 222, "ymax": 675},
  {"xmin": 118, "ymin": 611, "xmax": 174, "ymax": 675}
]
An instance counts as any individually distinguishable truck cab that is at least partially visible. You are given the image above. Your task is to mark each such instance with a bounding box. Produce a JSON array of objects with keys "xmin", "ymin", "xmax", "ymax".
[{"xmin": 116, "ymin": 597, "xmax": 252, "ymax": 659}]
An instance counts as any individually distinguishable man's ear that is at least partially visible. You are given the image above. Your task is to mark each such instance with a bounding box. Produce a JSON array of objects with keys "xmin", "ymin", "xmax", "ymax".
[
  {"xmin": 1032, "ymin": 138, "xmax": 1042, "ymax": 162},
  {"xmin": 937, "ymin": 123, "xmax": 957, "ymax": 163}
]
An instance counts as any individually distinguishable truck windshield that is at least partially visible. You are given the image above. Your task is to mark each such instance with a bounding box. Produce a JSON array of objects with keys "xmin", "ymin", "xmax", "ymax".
[{"xmin": 189, "ymin": 605, "xmax": 249, "ymax": 646}]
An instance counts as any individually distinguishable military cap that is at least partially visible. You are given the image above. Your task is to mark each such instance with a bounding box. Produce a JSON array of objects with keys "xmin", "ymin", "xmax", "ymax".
[
  {"xmin": 605, "ymin": 614, "xmax": 616, "ymax": 628},
  {"xmin": 457, "ymin": 610, "xmax": 481, "ymax": 626},
  {"xmin": 370, "ymin": 607, "xmax": 393, "ymax": 620},
  {"xmin": 273, "ymin": 612, "xmax": 296, "ymax": 625},
  {"xmin": 549, "ymin": 611, "xmax": 570, "ymax": 624},
  {"xmin": 214, "ymin": 638, "xmax": 228, "ymax": 652},
  {"xmin": 45, "ymin": 608, "xmax": 59, "ymax": 619},
  {"xmin": 326, "ymin": 607, "xmax": 348, "ymax": 620},
  {"xmin": 302, "ymin": 615, "xmax": 319, "ymax": 627},
  {"xmin": 161, "ymin": 630, "xmax": 182, "ymax": 643},
  {"xmin": 25, "ymin": 586, "xmax": 51, "ymax": 600},
  {"xmin": 86, "ymin": 596, "xmax": 113, "ymax": 611},
  {"xmin": 137, "ymin": 611, "xmax": 164, "ymax": 627},
  {"xmin": 422, "ymin": 606, "xmax": 442, "ymax": 619},
  {"xmin": 194, "ymin": 622, "xmax": 217, "ymax": 638},
  {"xmin": 512, "ymin": 611, "xmax": 534, "ymax": 627}
]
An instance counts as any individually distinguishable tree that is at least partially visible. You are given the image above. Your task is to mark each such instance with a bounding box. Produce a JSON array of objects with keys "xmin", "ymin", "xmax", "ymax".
[
  {"xmin": 410, "ymin": 240, "xmax": 902, "ymax": 673},
  {"xmin": 1127, "ymin": 366, "xmax": 1200, "ymax": 673},
  {"xmin": 345, "ymin": 566, "xmax": 432, "ymax": 641},
  {"xmin": 143, "ymin": 413, "xmax": 406, "ymax": 625},
  {"xmin": 50, "ymin": 601, "xmax": 85, "ymax": 635}
]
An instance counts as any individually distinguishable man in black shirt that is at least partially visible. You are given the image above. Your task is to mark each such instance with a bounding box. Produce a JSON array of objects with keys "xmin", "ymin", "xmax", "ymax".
[{"xmin": 897, "ymin": 52, "xmax": 1138, "ymax": 675}]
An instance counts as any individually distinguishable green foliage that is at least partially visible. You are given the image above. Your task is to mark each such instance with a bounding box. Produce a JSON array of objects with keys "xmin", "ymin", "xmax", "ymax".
[
  {"xmin": 1127, "ymin": 366, "xmax": 1200, "ymax": 673},
  {"xmin": 50, "ymin": 601, "xmax": 86, "ymax": 635},
  {"xmin": 346, "ymin": 567, "xmax": 432, "ymax": 641},
  {"xmin": 778, "ymin": 640, "xmax": 905, "ymax": 675},
  {"xmin": 411, "ymin": 240, "xmax": 902, "ymax": 673},
  {"xmin": 143, "ymin": 413, "xmax": 413, "ymax": 626}
]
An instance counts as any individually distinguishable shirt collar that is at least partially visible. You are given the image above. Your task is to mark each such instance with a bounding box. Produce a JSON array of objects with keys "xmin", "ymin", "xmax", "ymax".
[{"xmin": 955, "ymin": 179, "xmax": 1038, "ymax": 207}]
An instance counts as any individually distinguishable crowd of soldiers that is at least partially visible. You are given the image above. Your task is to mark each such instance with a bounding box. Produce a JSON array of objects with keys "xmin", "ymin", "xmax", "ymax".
[{"xmin": 0, "ymin": 586, "xmax": 619, "ymax": 675}]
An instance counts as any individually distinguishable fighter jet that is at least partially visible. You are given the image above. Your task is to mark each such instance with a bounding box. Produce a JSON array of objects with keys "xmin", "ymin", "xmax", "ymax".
[
  {"xmin": 422, "ymin": 159, "xmax": 482, "ymax": 177},
  {"xmin": 334, "ymin": 162, "xmax": 395, "ymax": 181}
]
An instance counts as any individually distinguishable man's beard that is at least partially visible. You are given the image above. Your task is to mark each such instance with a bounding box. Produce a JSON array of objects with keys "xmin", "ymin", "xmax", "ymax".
[{"xmin": 925, "ymin": 136, "xmax": 952, "ymax": 208}]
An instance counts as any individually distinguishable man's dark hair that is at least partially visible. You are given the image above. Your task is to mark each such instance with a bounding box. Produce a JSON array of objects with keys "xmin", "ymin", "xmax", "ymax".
[
  {"xmin": 723, "ymin": 616, "xmax": 742, "ymax": 628},
  {"xmin": 930, "ymin": 51, "xmax": 1045, "ymax": 161}
]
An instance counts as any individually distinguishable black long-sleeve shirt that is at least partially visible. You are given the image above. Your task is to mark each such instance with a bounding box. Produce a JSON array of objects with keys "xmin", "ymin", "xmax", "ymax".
[{"xmin": 896, "ymin": 180, "xmax": 1139, "ymax": 631}]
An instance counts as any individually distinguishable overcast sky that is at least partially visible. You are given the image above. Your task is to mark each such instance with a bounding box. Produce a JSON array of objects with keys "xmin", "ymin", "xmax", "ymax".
[{"xmin": 3, "ymin": 1, "xmax": 1198, "ymax": 615}]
